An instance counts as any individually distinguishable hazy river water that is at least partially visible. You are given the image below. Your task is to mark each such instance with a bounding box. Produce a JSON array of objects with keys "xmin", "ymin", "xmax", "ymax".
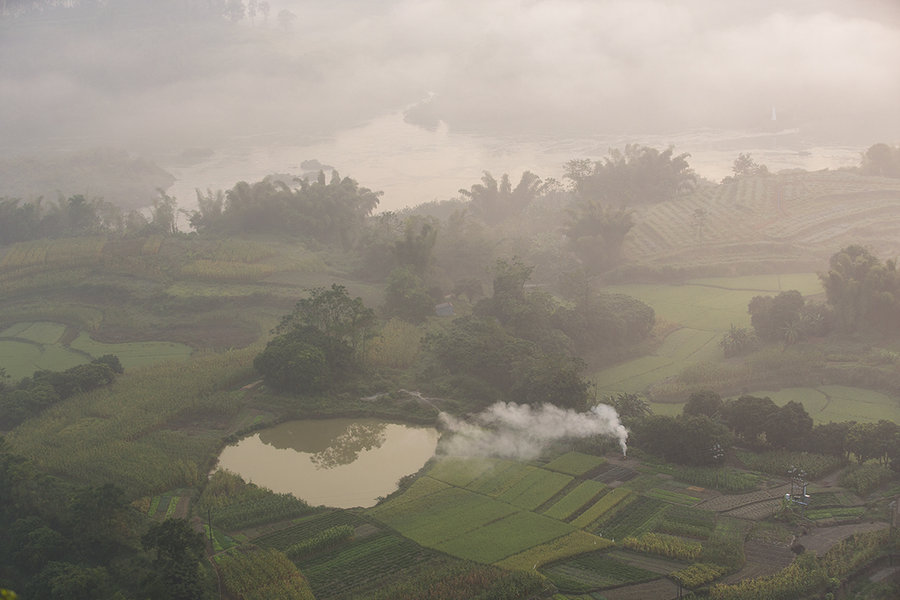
[
  {"xmin": 215, "ymin": 418, "xmax": 440, "ymax": 509},
  {"xmin": 165, "ymin": 113, "xmax": 865, "ymax": 214}
]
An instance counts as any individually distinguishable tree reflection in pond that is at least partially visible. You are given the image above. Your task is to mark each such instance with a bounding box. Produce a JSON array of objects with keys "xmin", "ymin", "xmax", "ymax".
[{"xmin": 257, "ymin": 419, "xmax": 388, "ymax": 469}]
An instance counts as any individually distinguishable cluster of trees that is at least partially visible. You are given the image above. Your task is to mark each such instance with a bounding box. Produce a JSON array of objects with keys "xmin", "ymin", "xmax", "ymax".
[
  {"xmin": 564, "ymin": 145, "xmax": 697, "ymax": 206},
  {"xmin": 189, "ymin": 171, "xmax": 382, "ymax": 249},
  {"xmin": 747, "ymin": 290, "xmax": 832, "ymax": 346},
  {"xmin": 630, "ymin": 388, "xmax": 900, "ymax": 469},
  {"xmin": 0, "ymin": 193, "xmax": 184, "ymax": 245},
  {"xmin": 0, "ymin": 356, "xmax": 122, "ymax": 429},
  {"xmin": 2, "ymin": 434, "xmax": 209, "ymax": 599},
  {"xmin": 820, "ymin": 245, "xmax": 900, "ymax": 333},
  {"xmin": 254, "ymin": 285, "xmax": 375, "ymax": 394},
  {"xmin": 420, "ymin": 258, "xmax": 655, "ymax": 410},
  {"xmin": 859, "ymin": 142, "xmax": 900, "ymax": 178}
]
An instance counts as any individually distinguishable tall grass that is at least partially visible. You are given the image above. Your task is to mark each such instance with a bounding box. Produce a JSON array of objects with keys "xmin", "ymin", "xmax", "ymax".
[{"xmin": 6, "ymin": 347, "xmax": 257, "ymax": 497}]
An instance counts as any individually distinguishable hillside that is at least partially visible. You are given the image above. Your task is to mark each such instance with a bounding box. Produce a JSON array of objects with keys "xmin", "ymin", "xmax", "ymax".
[{"xmin": 626, "ymin": 170, "xmax": 900, "ymax": 275}]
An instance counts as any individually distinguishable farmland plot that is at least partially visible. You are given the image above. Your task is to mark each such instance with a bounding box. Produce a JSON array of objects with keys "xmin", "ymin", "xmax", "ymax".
[
  {"xmin": 543, "ymin": 480, "xmax": 608, "ymax": 521},
  {"xmin": 544, "ymin": 451, "xmax": 607, "ymax": 476},
  {"xmin": 495, "ymin": 468, "xmax": 573, "ymax": 510},
  {"xmin": 433, "ymin": 510, "xmax": 574, "ymax": 563},
  {"xmin": 541, "ymin": 551, "xmax": 661, "ymax": 593}
]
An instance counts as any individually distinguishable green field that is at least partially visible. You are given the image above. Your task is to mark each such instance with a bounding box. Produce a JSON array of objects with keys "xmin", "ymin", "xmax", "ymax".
[
  {"xmin": 592, "ymin": 274, "xmax": 824, "ymax": 395},
  {"xmin": 0, "ymin": 320, "xmax": 193, "ymax": 380}
]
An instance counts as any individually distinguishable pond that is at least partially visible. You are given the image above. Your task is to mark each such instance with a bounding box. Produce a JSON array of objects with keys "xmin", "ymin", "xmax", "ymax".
[{"xmin": 215, "ymin": 418, "xmax": 440, "ymax": 509}]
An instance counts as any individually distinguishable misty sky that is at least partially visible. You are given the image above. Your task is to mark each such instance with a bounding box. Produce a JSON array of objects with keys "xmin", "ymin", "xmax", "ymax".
[{"xmin": 2, "ymin": 0, "xmax": 899, "ymax": 207}]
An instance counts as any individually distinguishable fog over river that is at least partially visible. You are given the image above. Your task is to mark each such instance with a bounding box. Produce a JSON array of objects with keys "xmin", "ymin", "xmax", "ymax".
[{"xmin": 3, "ymin": 0, "xmax": 898, "ymax": 213}]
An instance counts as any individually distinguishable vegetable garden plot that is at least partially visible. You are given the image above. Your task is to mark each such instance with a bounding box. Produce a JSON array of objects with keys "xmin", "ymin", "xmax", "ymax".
[
  {"xmin": 427, "ymin": 455, "xmax": 498, "ymax": 487},
  {"xmin": 496, "ymin": 468, "xmax": 573, "ymax": 510},
  {"xmin": 253, "ymin": 511, "xmax": 365, "ymax": 550},
  {"xmin": 593, "ymin": 496, "xmax": 667, "ymax": 540},
  {"xmin": 495, "ymin": 530, "xmax": 613, "ymax": 571},
  {"xmin": 370, "ymin": 486, "xmax": 518, "ymax": 546},
  {"xmin": 592, "ymin": 465, "xmax": 638, "ymax": 484},
  {"xmin": 643, "ymin": 488, "xmax": 701, "ymax": 506},
  {"xmin": 572, "ymin": 488, "xmax": 633, "ymax": 529},
  {"xmin": 469, "ymin": 462, "xmax": 534, "ymax": 497},
  {"xmin": 298, "ymin": 532, "xmax": 440, "ymax": 600},
  {"xmin": 433, "ymin": 510, "xmax": 575, "ymax": 564},
  {"xmin": 542, "ymin": 552, "xmax": 662, "ymax": 593},
  {"xmin": 543, "ymin": 480, "xmax": 608, "ymax": 521},
  {"xmin": 544, "ymin": 451, "xmax": 606, "ymax": 476}
]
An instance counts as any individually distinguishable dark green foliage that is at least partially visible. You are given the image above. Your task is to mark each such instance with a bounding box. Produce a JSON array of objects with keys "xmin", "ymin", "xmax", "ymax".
[
  {"xmin": 383, "ymin": 267, "xmax": 436, "ymax": 324},
  {"xmin": 205, "ymin": 171, "xmax": 381, "ymax": 247},
  {"xmin": 820, "ymin": 245, "xmax": 900, "ymax": 333},
  {"xmin": 275, "ymin": 284, "xmax": 376, "ymax": 354},
  {"xmin": 258, "ymin": 284, "xmax": 375, "ymax": 393},
  {"xmin": 683, "ymin": 390, "xmax": 724, "ymax": 419},
  {"xmin": 556, "ymin": 292, "xmax": 655, "ymax": 352},
  {"xmin": 722, "ymin": 395, "xmax": 778, "ymax": 444},
  {"xmin": 0, "ymin": 359, "xmax": 120, "ymax": 429},
  {"xmin": 141, "ymin": 518, "xmax": 208, "ymax": 600},
  {"xmin": 748, "ymin": 290, "xmax": 804, "ymax": 342},
  {"xmin": 632, "ymin": 414, "xmax": 732, "ymax": 466},
  {"xmin": 565, "ymin": 144, "xmax": 697, "ymax": 206},
  {"xmin": 24, "ymin": 562, "xmax": 110, "ymax": 600},
  {"xmin": 719, "ymin": 324, "xmax": 759, "ymax": 357},
  {"xmin": 806, "ymin": 422, "xmax": 853, "ymax": 458},
  {"xmin": 764, "ymin": 401, "xmax": 813, "ymax": 450},
  {"xmin": 253, "ymin": 329, "xmax": 330, "ymax": 392}
]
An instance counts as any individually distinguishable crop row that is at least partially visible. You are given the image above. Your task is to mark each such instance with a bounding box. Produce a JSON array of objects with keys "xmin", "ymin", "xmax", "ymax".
[
  {"xmin": 621, "ymin": 532, "xmax": 702, "ymax": 561},
  {"xmin": 571, "ymin": 487, "xmax": 633, "ymax": 529},
  {"xmin": 285, "ymin": 525, "xmax": 355, "ymax": 560},
  {"xmin": 0, "ymin": 237, "xmax": 106, "ymax": 268},
  {"xmin": 542, "ymin": 480, "xmax": 607, "ymax": 521},
  {"xmin": 593, "ymin": 495, "xmax": 667, "ymax": 540},
  {"xmin": 542, "ymin": 551, "xmax": 661, "ymax": 593},
  {"xmin": 643, "ymin": 488, "xmax": 701, "ymax": 506},
  {"xmin": 670, "ymin": 562, "xmax": 727, "ymax": 589},
  {"xmin": 672, "ymin": 465, "xmax": 761, "ymax": 493},
  {"xmin": 299, "ymin": 533, "xmax": 437, "ymax": 599},
  {"xmin": 494, "ymin": 530, "xmax": 613, "ymax": 571},
  {"xmin": 180, "ymin": 259, "xmax": 278, "ymax": 282},
  {"xmin": 653, "ymin": 505, "xmax": 716, "ymax": 539},
  {"xmin": 217, "ymin": 547, "xmax": 315, "ymax": 600},
  {"xmin": 432, "ymin": 511, "xmax": 574, "ymax": 564},
  {"xmin": 253, "ymin": 511, "xmax": 364, "ymax": 550}
]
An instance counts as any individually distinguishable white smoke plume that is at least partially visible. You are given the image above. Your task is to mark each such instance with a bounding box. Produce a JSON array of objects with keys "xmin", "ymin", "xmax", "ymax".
[{"xmin": 438, "ymin": 402, "xmax": 628, "ymax": 460}]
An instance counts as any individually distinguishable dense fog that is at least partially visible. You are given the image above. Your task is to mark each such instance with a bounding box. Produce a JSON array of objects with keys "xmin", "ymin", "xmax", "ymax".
[{"xmin": 2, "ymin": 0, "xmax": 899, "ymax": 209}]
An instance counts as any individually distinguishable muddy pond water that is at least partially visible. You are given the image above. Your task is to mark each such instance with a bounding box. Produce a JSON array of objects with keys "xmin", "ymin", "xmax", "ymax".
[{"xmin": 215, "ymin": 418, "xmax": 440, "ymax": 509}]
